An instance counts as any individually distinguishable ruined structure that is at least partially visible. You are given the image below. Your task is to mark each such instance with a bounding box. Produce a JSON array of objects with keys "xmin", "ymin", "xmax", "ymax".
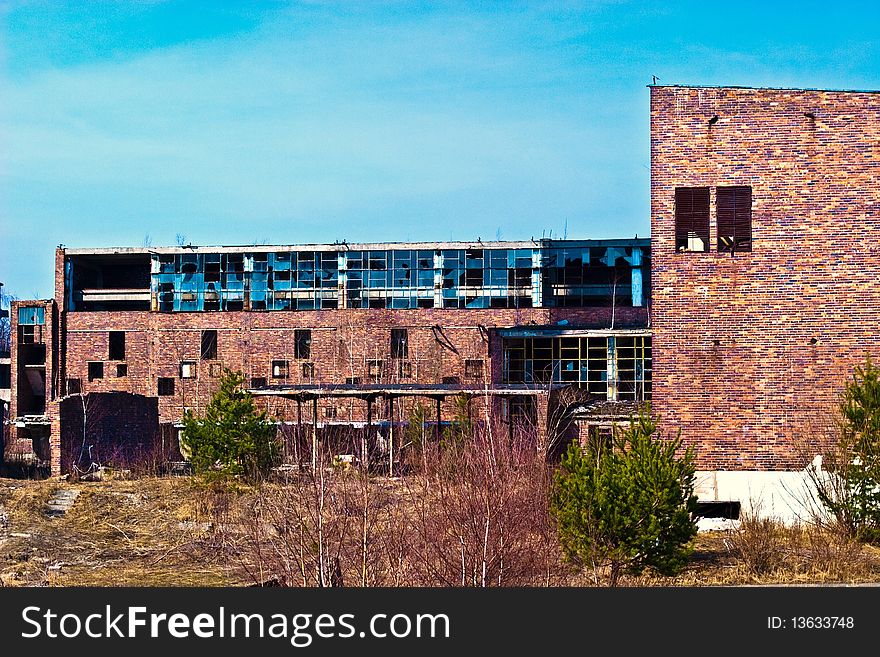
[
  {"xmin": 6, "ymin": 240, "xmax": 650, "ymax": 475},
  {"xmin": 6, "ymin": 83, "xmax": 878, "ymax": 519}
]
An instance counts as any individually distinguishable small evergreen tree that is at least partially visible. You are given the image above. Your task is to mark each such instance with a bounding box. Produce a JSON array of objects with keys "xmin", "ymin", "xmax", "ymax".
[
  {"xmin": 181, "ymin": 369, "xmax": 279, "ymax": 482},
  {"xmin": 550, "ymin": 412, "xmax": 698, "ymax": 586},
  {"xmin": 811, "ymin": 357, "xmax": 880, "ymax": 540}
]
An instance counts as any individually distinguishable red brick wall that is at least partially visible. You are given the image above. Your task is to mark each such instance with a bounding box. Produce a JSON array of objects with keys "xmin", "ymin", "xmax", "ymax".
[
  {"xmin": 60, "ymin": 305, "xmax": 647, "ymax": 427},
  {"xmin": 650, "ymin": 85, "xmax": 880, "ymax": 470}
]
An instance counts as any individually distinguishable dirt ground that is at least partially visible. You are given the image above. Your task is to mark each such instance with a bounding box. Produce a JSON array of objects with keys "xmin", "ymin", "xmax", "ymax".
[{"xmin": 2, "ymin": 475, "xmax": 880, "ymax": 587}]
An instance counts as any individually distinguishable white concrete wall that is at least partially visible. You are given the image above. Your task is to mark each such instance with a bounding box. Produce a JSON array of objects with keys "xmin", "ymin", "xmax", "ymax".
[{"xmin": 695, "ymin": 464, "xmax": 830, "ymax": 524}]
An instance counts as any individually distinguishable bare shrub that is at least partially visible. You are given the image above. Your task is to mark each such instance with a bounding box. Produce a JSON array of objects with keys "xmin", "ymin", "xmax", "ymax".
[{"xmin": 726, "ymin": 507, "xmax": 786, "ymax": 577}]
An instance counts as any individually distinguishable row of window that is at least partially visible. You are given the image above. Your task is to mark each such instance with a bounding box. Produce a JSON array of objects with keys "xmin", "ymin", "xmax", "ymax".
[
  {"xmin": 73, "ymin": 357, "xmax": 486, "ymax": 397},
  {"xmin": 92, "ymin": 328, "xmax": 412, "ymax": 364},
  {"xmin": 675, "ymin": 186, "xmax": 752, "ymax": 253}
]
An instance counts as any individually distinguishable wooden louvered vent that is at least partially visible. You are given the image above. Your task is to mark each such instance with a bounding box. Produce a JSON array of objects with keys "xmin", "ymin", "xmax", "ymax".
[
  {"xmin": 717, "ymin": 186, "xmax": 752, "ymax": 253},
  {"xmin": 674, "ymin": 187, "xmax": 710, "ymax": 252}
]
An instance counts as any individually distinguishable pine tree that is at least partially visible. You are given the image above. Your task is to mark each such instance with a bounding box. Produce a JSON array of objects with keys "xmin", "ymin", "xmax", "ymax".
[
  {"xmin": 181, "ymin": 369, "xmax": 279, "ymax": 482},
  {"xmin": 550, "ymin": 411, "xmax": 698, "ymax": 586},
  {"xmin": 813, "ymin": 357, "xmax": 880, "ymax": 540}
]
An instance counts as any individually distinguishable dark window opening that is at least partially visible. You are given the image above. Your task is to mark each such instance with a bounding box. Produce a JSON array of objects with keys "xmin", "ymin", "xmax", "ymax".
[
  {"xmin": 18, "ymin": 324, "xmax": 42, "ymax": 345},
  {"xmin": 116, "ymin": 363, "xmax": 128, "ymax": 377},
  {"xmin": 465, "ymin": 359, "xmax": 484, "ymax": 380},
  {"xmin": 201, "ymin": 330, "xmax": 218, "ymax": 359},
  {"xmin": 345, "ymin": 376, "xmax": 361, "ymax": 385},
  {"xmin": 367, "ymin": 360, "xmax": 384, "ymax": 382},
  {"xmin": 158, "ymin": 377, "xmax": 175, "ymax": 396},
  {"xmin": 87, "ymin": 361, "xmax": 104, "ymax": 381},
  {"xmin": 251, "ymin": 377, "xmax": 267, "ymax": 388},
  {"xmin": 675, "ymin": 186, "xmax": 710, "ymax": 252},
  {"xmin": 695, "ymin": 501, "xmax": 741, "ymax": 520},
  {"xmin": 391, "ymin": 328, "xmax": 409, "ymax": 359},
  {"xmin": 717, "ymin": 185, "xmax": 752, "ymax": 253},
  {"xmin": 442, "ymin": 376, "xmax": 460, "ymax": 385},
  {"xmin": 109, "ymin": 331, "xmax": 125, "ymax": 361},
  {"xmin": 302, "ymin": 362, "xmax": 314, "ymax": 379},
  {"xmin": 324, "ymin": 406, "xmax": 337, "ymax": 419},
  {"xmin": 272, "ymin": 360, "xmax": 289, "ymax": 378},
  {"xmin": 295, "ymin": 329, "xmax": 311, "ymax": 359},
  {"xmin": 67, "ymin": 378, "xmax": 82, "ymax": 395}
]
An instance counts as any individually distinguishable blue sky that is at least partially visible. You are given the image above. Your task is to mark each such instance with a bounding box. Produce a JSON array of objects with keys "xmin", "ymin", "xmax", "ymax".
[{"xmin": 1, "ymin": 1, "xmax": 879, "ymax": 299}]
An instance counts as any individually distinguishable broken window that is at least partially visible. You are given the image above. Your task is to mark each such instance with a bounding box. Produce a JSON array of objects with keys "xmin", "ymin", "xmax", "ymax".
[
  {"xmin": 87, "ymin": 361, "xmax": 104, "ymax": 381},
  {"xmin": 179, "ymin": 361, "xmax": 197, "ymax": 379},
  {"xmin": 295, "ymin": 329, "xmax": 311, "ymax": 359},
  {"xmin": 18, "ymin": 324, "xmax": 42, "ymax": 344},
  {"xmin": 109, "ymin": 331, "xmax": 125, "ymax": 360},
  {"xmin": 209, "ymin": 362, "xmax": 223, "ymax": 377},
  {"xmin": 717, "ymin": 185, "xmax": 752, "ymax": 253},
  {"xmin": 18, "ymin": 306, "xmax": 45, "ymax": 325},
  {"xmin": 272, "ymin": 359, "xmax": 289, "ymax": 379},
  {"xmin": 301, "ymin": 362, "xmax": 314, "ymax": 379},
  {"xmin": 391, "ymin": 328, "xmax": 408, "ymax": 359},
  {"xmin": 675, "ymin": 187, "xmax": 710, "ymax": 252},
  {"xmin": 465, "ymin": 359, "xmax": 484, "ymax": 380},
  {"xmin": 251, "ymin": 377, "xmax": 267, "ymax": 388},
  {"xmin": 67, "ymin": 378, "xmax": 82, "ymax": 395},
  {"xmin": 201, "ymin": 330, "xmax": 218, "ymax": 359},
  {"xmin": 158, "ymin": 377, "xmax": 175, "ymax": 396},
  {"xmin": 116, "ymin": 363, "xmax": 128, "ymax": 377},
  {"xmin": 367, "ymin": 360, "xmax": 384, "ymax": 382}
]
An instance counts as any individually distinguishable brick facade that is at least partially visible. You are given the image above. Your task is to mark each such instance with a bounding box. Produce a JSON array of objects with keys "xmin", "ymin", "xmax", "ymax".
[{"xmin": 651, "ymin": 85, "xmax": 880, "ymax": 470}]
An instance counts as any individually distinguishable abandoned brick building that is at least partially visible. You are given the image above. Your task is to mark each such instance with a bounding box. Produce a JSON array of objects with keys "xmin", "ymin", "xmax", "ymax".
[
  {"xmin": 5, "ymin": 239, "xmax": 650, "ymax": 476},
  {"xmin": 651, "ymin": 84, "xmax": 880, "ymax": 513},
  {"xmin": 4, "ymin": 83, "xmax": 879, "ymax": 518}
]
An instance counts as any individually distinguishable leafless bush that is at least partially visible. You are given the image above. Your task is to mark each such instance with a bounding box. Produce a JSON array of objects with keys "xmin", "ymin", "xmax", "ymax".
[
  {"xmin": 726, "ymin": 507, "xmax": 786, "ymax": 577},
  {"xmin": 210, "ymin": 413, "xmax": 561, "ymax": 587}
]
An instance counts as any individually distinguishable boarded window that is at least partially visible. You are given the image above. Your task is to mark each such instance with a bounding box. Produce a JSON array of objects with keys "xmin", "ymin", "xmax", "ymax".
[
  {"xmin": 717, "ymin": 185, "xmax": 752, "ymax": 253},
  {"xmin": 272, "ymin": 360, "xmax": 289, "ymax": 378},
  {"xmin": 201, "ymin": 330, "xmax": 218, "ymax": 360},
  {"xmin": 179, "ymin": 361, "xmax": 197, "ymax": 379},
  {"xmin": 674, "ymin": 187, "xmax": 710, "ymax": 252},
  {"xmin": 158, "ymin": 377, "xmax": 175, "ymax": 396},
  {"xmin": 295, "ymin": 329, "xmax": 311, "ymax": 359},
  {"xmin": 109, "ymin": 331, "xmax": 125, "ymax": 360},
  {"xmin": 88, "ymin": 361, "xmax": 104, "ymax": 381},
  {"xmin": 391, "ymin": 328, "xmax": 408, "ymax": 359}
]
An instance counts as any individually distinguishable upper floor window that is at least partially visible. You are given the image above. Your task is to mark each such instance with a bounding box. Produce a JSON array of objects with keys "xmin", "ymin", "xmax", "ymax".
[
  {"xmin": 716, "ymin": 186, "xmax": 752, "ymax": 253},
  {"xmin": 674, "ymin": 187, "xmax": 710, "ymax": 252},
  {"xmin": 201, "ymin": 330, "xmax": 218, "ymax": 360},
  {"xmin": 109, "ymin": 331, "xmax": 125, "ymax": 360},
  {"xmin": 295, "ymin": 329, "xmax": 311, "ymax": 359},
  {"xmin": 391, "ymin": 328, "xmax": 408, "ymax": 359},
  {"xmin": 18, "ymin": 306, "xmax": 45, "ymax": 325}
]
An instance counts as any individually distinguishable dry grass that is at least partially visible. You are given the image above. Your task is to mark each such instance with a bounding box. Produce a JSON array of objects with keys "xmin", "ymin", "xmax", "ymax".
[
  {"xmin": 3, "ymin": 476, "xmax": 880, "ymax": 587},
  {"xmin": 0, "ymin": 476, "xmax": 246, "ymax": 587}
]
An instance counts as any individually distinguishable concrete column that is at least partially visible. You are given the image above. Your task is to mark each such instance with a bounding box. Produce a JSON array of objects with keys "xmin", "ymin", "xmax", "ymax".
[{"xmin": 531, "ymin": 248, "xmax": 543, "ymax": 307}]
